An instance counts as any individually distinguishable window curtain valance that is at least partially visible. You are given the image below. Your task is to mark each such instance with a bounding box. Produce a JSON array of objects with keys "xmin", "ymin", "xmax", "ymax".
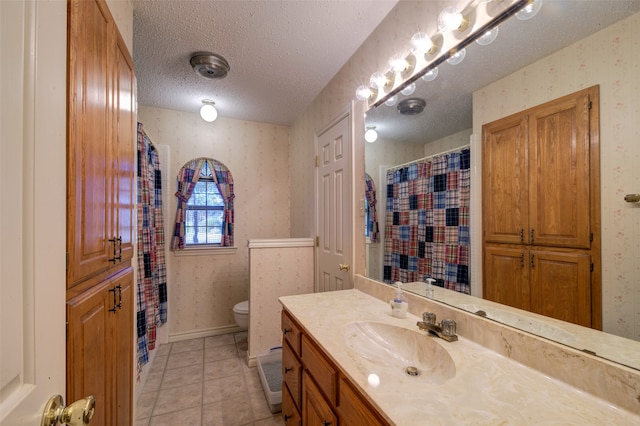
[{"xmin": 172, "ymin": 157, "xmax": 235, "ymax": 249}]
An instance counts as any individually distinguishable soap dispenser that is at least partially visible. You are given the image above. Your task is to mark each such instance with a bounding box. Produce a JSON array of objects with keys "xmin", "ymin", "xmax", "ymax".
[
  {"xmin": 390, "ymin": 282, "xmax": 408, "ymax": 318},
  {"xmin": 425, "ymin": 277, "xmax": 435, "ymax": 299}
]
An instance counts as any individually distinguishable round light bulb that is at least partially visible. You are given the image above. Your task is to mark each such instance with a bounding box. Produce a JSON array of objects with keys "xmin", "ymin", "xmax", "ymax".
[
  {"xmin": 364, "ymin": 127, "xmax": 378, "ymax": 143},
  {"xmin": 385, "ymin": 95, "xmax": 398, "ymax": 107},
  {"xmin": 370, "ymin": 72, "xmax": 387, "ymax": 89},
  {"xmin": 400, "ymin": 83, "xmax": 416, "ymax": 96},
  {"xmin": 516, "ymin": 0, "xmax": 543, "ymax": 21},
  {"xmin": 438, "ymin": 6, "xmax": 465, "ymax": 32},
  {"xmin": 356, "ymin": 85, "xmax": 372, "ymax": 101},
  {"xmin": 446, "ymin": 48, "xmax": 466, "ymax": 65},
  {"xmin": 389, "ymin": 55, "xmax": 408, "ymax": 74},
  {"xmin": 200, "ymin": 102, "xmax": 217, "ymax": 122},
  {"xmin": 476, "ymin": 26, "xmax": 499, "ymax": 46},
  {"xmin": 410, "ymin": 32, "xmax": 434, "ymax": 54},
  {"xmin": 421, "ymin": 67, "xmax": 439, "ymax": 82}
]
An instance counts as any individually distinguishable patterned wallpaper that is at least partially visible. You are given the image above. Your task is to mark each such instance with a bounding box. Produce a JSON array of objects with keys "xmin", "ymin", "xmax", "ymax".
[
  {"xmin": 290, "ymin": 3, "xmax": 640, "ymax": 342},
  {"xmin": 472, "ymin": 12, "xmax": 640, "ymax": 341},
  {"xmin": 138, "ymin": 106, "xmax": 291, "ymax": 337}
]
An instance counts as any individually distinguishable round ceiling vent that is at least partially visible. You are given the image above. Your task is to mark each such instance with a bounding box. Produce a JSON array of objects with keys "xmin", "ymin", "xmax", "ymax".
[
  {"xmin": 397, "ymin": 98, "xmax": 426, "ymax": 115},
  {"xmin": 190, "ymin": 52, "xmax": 230, "ymax": 79}
]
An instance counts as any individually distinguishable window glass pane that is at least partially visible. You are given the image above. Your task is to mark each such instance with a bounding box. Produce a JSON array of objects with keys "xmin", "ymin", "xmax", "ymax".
[
  {"xmin": 207, "ymin": 210, "xmax": 223, "ymax": 226},
  {"xmin": 208, "ymin": 229, "xmax": 222, "ymax": 244}
]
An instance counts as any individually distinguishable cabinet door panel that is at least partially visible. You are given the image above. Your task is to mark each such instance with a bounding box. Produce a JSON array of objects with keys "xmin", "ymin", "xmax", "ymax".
[
  {"xmin": 112, "ymin": 34, "xmax": 135, "ymax": 265},
  {"xmin": 338, "ymin": 375, "xmax": 387, "ymax": 426},
  {"xmin": 302, "ymin": 372, "xmax": 337, "ymax": 426},
  {"xmin": 112, "ymin": 268, "xmax": 133, "ymax": 425},
  {"xmin": 482, "ymin": 115, "xmax": 529, "ymax": 244},
  {"xmin": 530, "ymin": 250, "xmax": 591, "ymax": 327},
  {"xmin": 67, "ymin": 0, "xmax": 115, "ymax": 287},
  {"xmin": 283, "ymin": 340, "xmax": 302, "ymax": 409},
  {"xmin": 483, "ymin": 245, "xmax": 530, "ymax": 311},
  {"xmin": 530, "ymin": 93, "xmax": 591, "ymax": 248},
  {"xmin": 67, "ymin": 280, "xmax": 112, "ymax": 426}
]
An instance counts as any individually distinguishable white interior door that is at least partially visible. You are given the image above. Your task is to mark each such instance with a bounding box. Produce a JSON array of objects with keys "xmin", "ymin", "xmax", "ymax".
[
  {"xmin": 316, "ymin": 112, "xmax": 353, "ymax": 292},
  {"xmin": 1, "ymin": 1, "xmax": 67, "ymax": 424}
]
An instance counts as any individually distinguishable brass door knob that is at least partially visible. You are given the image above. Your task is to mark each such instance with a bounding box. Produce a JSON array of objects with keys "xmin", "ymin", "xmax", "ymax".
[
  {"xmin": 42, "ymin": 394, "xmax": 95, "ymax": 426},
  {"xmin": 338, "ymin": 263, "xmax": 350, "ymax": 271}
]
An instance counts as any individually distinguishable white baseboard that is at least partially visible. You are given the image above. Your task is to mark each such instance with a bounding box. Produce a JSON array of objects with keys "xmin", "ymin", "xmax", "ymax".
[{"xmin": 169, "ymin": 325, "xmax": 246, "ymax": 342}]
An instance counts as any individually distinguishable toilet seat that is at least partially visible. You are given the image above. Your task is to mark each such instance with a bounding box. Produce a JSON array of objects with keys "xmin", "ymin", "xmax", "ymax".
[{"xmin": 233, "ymin": 300, "xmax": 248, "ymax": 314}]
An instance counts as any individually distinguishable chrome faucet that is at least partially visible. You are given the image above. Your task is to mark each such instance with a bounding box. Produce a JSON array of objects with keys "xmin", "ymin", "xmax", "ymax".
[{"xmin": 417, "ymin": 312, "xmax": 458, "ymax": 342}]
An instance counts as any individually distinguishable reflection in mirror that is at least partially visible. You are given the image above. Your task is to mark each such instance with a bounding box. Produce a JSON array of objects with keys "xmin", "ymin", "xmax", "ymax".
[{"xmin": 363, "ymin": 0, "xmax": 640, "ymax": 371}]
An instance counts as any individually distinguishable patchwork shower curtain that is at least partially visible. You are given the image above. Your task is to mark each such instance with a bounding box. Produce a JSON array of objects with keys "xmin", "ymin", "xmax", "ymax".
[
  {"xmin": 383, "ymin": 148, "xmax": 471, "ymax": 294},
  {"xmin": 136, "ymin": 123, "xmax": 168, "ymax": 373}
]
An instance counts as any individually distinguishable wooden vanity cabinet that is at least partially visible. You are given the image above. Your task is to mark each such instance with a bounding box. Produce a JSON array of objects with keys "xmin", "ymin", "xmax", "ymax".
[
  {"xmin": 281, "ymin": 310, "xmax": 390, "ymax": 426},
  {"xmin": 482, "ymin": 86, "xmax": 600, "ymax": 328}
]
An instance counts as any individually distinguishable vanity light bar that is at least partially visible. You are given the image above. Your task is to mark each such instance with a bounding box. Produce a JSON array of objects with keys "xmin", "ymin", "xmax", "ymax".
[{"xmin": 359, "ymin": 0, "xmax": 533, "ymax": 108}]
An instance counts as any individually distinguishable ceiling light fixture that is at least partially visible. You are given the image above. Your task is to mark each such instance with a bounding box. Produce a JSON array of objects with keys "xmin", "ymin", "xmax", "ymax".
[
  {"xmin": 397, "ymin": 98, "xmax": 426, "ymax": 116},
  {"xmin": 190, "ymin": 52, "xmax": 230, "ymax": 79},
  {"xmin": 200, "ymin": 100, "xmax": 218, "ymax": 122},
  {"xmin": 364, "ymin": 126, "xmax": 378, "ymax": 143}
]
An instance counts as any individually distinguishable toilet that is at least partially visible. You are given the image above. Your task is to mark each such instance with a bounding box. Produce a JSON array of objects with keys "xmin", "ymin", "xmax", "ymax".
[{"xmin": 233, "ymin": 300, "xmax": 249, "ymax": 329}]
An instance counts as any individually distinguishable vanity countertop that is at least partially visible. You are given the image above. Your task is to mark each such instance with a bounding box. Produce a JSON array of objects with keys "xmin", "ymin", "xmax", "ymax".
[{"xmin": 280, "ymin": 289, "xmax": 639, "ymax": 425}]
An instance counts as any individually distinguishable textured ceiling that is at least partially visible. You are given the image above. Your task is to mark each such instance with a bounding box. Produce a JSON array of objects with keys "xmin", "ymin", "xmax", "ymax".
[{"xmin": 132, "ymin": 0, "xmax": 398, "ymax": 126}]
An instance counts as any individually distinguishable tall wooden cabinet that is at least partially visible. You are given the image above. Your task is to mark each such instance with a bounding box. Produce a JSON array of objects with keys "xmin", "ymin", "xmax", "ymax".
[
  {"xmin": 482, "ymin": 86, "xmax": 600, "ymax": 328},
  {"xmin": 66, "ymin": 0, "xmax": 136, "ymax": 424}
]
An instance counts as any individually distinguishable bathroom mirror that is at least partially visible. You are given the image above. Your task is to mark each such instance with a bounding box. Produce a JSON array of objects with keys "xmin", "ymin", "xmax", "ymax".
[{"xmin": 362, "ymin": 0, "xmax": 640, "ymax": 371}]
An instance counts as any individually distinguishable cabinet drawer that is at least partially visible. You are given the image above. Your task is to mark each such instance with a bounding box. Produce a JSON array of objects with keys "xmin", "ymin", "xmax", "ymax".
[
  {"xmin": 301, "ymin": 334, "xmax": 337, "ymax": 406},
  {"xmin": 282, "ymin": 310, "xmax": 302, "ymax": 355},
  {"xmin": 282, "ymin": 383, "xmax": 301, "ymax": 426},
  {"xmin": 338, "ymin": 375, "xmax": 389, "ymax": 426},
  {"xmin": 282, "ymin": 340, "xmax": 302, "ymax": 408}
]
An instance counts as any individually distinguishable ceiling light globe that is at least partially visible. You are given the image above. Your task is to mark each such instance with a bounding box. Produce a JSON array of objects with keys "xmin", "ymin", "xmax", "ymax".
[
  {"xmin": 364, "ymin": 127, "xmax": 378, "ymax": 143},
  {"xmin": 200, "ymin": 103, "xmax": 218, "ymax": 122}
]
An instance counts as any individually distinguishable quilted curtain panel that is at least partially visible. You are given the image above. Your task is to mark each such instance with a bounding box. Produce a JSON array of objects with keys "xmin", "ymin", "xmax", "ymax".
[
  {"xmin": 383, "ymin": 148, "xmax": 471, "ymax": 294},
  {"xmin": 136, "ymin": 123, "xmax": 168, "ymax": 374}
]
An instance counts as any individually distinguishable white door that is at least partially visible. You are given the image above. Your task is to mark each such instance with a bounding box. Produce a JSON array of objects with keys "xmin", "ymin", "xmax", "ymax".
[
  {"xmin": 316, "ymin": 112, "xmax": 353, "ymax": 292},
  {"xmin": 1, "ymin": 1, "xmax": 67, "ymax": 424}
]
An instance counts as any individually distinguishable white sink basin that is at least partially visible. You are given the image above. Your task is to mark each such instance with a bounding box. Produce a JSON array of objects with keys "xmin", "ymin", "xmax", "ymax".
[
  {"xmin": 458, "ymin": 304, "xmax": 576, "ymax": 346},
  {"xmin": 342, "ymin": 321, "xmax": 456, "ymax": 385}
]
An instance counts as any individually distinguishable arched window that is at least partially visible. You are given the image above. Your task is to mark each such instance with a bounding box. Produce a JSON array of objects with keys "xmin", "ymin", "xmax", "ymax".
[{"xmin": 172, "ymin": 158, "xmax": 234, "ymax": 249}]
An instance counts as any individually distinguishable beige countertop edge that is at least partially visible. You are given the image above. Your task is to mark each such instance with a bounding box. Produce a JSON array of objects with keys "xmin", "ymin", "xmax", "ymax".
[{"xmin": 280, "ymin": 289, "xmax": 640, "ymax": 425}]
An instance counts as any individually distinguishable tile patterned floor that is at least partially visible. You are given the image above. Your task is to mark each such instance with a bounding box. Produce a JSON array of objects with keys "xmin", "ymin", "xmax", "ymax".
[{"xmin": 136, "ymin": 332, "xmax": 284, "ymax": 426}]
